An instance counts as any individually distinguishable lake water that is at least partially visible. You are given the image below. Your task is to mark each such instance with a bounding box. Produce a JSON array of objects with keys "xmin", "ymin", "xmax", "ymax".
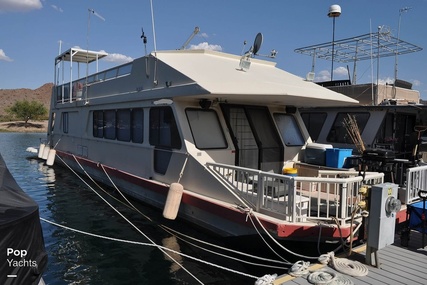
[{"xmin": 1, "ymin": 132, "xmax": 281, "ymax": 285}]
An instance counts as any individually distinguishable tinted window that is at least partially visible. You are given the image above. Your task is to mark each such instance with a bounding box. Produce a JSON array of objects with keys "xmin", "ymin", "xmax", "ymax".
[
  {"xmin": 104, "ymin": 110, "xmax": 116, "ymax": 140},
  {"xmin": 186, "ymin": 109, "xmax": 227, "ymax": 149},
  {"xmin": 274, "ymin": 113, "xmax": 305, "ymax": 146},
  {"xmin": 132, "ymin": 108, "xmax": 144, "ymax": 143},
  {"xmin": 93, "ymin": 110, "xmax": 104, "ymax": 138},
  {"xmin": 327, "ymin": 112, "xmax": 369, "ymax": 143},
  {"xmin": 149, "ymin": 107, "xmax": 181, "ymax": 149},
  {"xmin": 301, "ymin": 112, "xmax": 327, "ymax": 142},
  {"xmin": 117, "ymin": 109, "xmax": 131, "ymax": 142}
]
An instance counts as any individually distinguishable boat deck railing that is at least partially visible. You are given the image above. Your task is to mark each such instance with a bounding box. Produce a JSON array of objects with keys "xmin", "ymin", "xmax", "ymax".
[
  {"xmin": 55, "ymin": 63, "xmax": 132, "ymax": 104},
  {"xmin": 402, "ymin": 164, "xmax": 427, "ymax": 204},
  {"xmin": 206, "ymin": 162, "xmax": 384, "ymax": 226}
]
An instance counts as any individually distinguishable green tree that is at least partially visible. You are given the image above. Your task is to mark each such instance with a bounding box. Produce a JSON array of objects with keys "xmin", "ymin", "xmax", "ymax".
[{"xmin": 6, "ymin": 100, "xmax": 47, "ymax": 127}]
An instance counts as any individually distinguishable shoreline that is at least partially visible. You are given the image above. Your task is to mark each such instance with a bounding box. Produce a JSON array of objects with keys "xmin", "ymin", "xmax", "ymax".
[{"xmin": 0, "ymin": 120, "xmax": 48, "ymax": 133}]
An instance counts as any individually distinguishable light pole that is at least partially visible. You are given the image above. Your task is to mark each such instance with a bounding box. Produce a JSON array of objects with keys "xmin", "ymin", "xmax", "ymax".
[
  {"xmin": 394, "ymin": 7, "xmax": 411, "ymax": 98},
  {"xmin": 328, "ymin": 4, "xmax": 341, "ymax": 81}
]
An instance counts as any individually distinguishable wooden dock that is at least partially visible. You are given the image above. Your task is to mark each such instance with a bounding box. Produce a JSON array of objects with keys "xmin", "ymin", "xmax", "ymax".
[{"xmin": 273, "ymin": 230, "xmax": 427, "ymax": 285}]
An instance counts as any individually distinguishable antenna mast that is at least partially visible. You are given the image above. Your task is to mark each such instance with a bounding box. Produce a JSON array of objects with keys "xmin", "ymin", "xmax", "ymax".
[
  {"xmin": 141, "ymin": 28, "xmax": 148, "ymax": 55},
  {"xmin": 179, "ymin": 27, "xmax": 200, "ymax": 50},
  {"xmin": 149, "ymin": 0, "xmax": 157, "ymax": 54},
  {"xmin": 86, "ymin": 8, "xmax": 105, "ymax": 102}
]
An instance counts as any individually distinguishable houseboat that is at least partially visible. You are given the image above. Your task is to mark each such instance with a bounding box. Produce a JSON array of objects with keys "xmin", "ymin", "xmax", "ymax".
[{"xmin": 41, "ymin": 42, "xmax": 393, "ymax": 245}]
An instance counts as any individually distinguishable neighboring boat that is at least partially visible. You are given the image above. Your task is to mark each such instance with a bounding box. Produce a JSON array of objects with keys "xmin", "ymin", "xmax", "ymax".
[
  {"xmin": 0, "ymin": 153, "xmax": 47, "ymax": 285},
  {"xmin": 300, "ymin": 104, "xmax": 427, "ymax": 173},
  {"xmin": 41, "ymin": 39, "xmax": 392, "ymax": 245}
]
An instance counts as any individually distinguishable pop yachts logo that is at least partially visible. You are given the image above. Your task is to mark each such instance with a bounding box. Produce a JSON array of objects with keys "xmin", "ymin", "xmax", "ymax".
[{"xmin": 6, "ymin": 248, "xmax": 37, "ymax": 268}]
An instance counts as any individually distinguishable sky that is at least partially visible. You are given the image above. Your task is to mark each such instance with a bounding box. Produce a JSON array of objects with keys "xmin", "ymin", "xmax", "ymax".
[{"xmin": 1, "ymin": 0, "xmax": 426, "ymax": 100}]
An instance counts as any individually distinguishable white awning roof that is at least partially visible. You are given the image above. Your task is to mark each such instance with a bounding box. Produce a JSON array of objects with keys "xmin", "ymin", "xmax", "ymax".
[
  {"xmin": 55, "ymin": 48, "xmax": 108, "ymax": 64},
  {"xmin": 153, "ymin": 49, "xmax": 359, "ymax": 107}
]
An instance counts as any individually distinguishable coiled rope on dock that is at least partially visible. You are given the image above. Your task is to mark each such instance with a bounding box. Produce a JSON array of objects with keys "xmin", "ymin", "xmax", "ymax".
[
  {"xmin": 288, "ymin": 260, "xmax": 310, "ymax": 277},
  {"xmin": 307, "ymin": 269, "xmax": 354, "ymax": 285},
  {"xmin": 318, "ymin": 251, "xmax": 368, "ymax": 277}
]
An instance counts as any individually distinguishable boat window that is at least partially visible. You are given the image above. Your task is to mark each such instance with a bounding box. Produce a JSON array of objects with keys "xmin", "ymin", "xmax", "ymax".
[
  {"xmin": 118, "ymin": 64, "xmax": 132, "ymax": 76},
  {"xmin": 301, "ymin": 112, "xmax": 327, "ymax": 142},
  {"xmin": 105, "ymin": 69, "xmax": 118, "ymax": 80},
  {"xmin": 87, "ymin": 75, "xmax": 96, "ymax": 84},
  {"xmin": 149, "ymin": 107, "xmax": 181, "ymax": 149},
  {"xmin": 62, "ymin": 112, "xmax": 69, "ymax": 134},
  {"xmin": 131, "ymin": 108, "xmax": 144, "ymax": 143},
  {"xmin": 93, "ymin": 110, "xmax": 104, "ymax": 138},
  {"xmin": 62, "ymin": 85, "xmax": 70, "ymax": 102},
  {"xmin": 327, "ymin": 112, "xmax": 370, "ymax": 143},
  {"xmin": 374, "ymin": 113, "xmax": 394, "ymax": 149},
  {"xmin": 56, "ymin": 86, "xmax": 63, "ymax": 102},
  {"xmin": 222, "ymin": 105, "xmax": 283, "ymax": 172},
  {"xmin": 247, "ymin": 107, "xmax": 284, "ymax": 166},
  {"xmin": 274, "ymin": 113, "xmax": 305, "ymax": 146},
  {"xmin": 225, "ymin": 106, "xmax": 258, "ymax": 169},
  {"xmin": 186, "ymin": 109, "xmax": 227, "ymax": 149},
  {"xmin": 104, "ymin": 110, "xmax": 116, "ymax": 140},
  {"xmin": 116, "ymin": 109, "xmax": 131, "ymax": 142}
]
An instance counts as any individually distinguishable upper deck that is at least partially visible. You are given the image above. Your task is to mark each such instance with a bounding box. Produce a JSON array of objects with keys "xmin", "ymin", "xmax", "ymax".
[{"xmin": 52, "ymin": 49, "xmax": 359, "ymax": 108}]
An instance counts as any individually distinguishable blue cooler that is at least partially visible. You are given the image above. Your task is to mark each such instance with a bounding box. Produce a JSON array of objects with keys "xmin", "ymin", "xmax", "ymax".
[{"xmin": 326, "ymin": 148, "xmax": 353, "ymax": 168}]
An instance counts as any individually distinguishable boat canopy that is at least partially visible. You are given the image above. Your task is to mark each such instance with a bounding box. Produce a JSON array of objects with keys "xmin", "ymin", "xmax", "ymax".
[
  {"xmin": 153, "ymin": 49, "xmax": 359, "ymax": 107},
  {"xmin": 55, "ymin": 48, "xmax": 108, "ymax": 64}
]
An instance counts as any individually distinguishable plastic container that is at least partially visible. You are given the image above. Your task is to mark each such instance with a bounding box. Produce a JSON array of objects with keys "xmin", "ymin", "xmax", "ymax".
[
  {"xmin": 326, "ymin": 148, "xmax": 353, "ymax": 168},
  {"xmin": 304, "ymin": 143, "xmax": 333, "ymax": 166}
]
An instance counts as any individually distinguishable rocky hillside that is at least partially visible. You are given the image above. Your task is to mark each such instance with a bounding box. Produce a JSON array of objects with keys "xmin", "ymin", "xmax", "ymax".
[{"xmin": 0, "ymin": 83, "xmax": 53, "ymax": 119}]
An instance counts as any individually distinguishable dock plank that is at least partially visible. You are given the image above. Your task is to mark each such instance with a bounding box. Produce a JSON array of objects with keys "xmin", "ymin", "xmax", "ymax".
[{"xmin": 274, "ymin": 230, "xmax": 427, "ymax": 285}]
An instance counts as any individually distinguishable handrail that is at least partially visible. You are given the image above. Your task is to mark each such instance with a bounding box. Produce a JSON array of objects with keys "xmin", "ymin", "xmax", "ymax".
[
  {"xmin": 206, "ymin": 162, "xmax": 384, "ymax": 225},
  {"xmin": 404, "ymin": 164, "xmax": 427, "ymax": 204}
]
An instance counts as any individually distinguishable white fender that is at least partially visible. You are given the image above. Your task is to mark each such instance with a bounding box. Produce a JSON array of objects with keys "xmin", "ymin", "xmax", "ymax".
[
  {"xmin": 38, "ymin": 143, "xmax": 45, "ymax": 158},
  {"xmin": 46, "ymin": 149, "xmax": 56, "ymax": 166},
  {"xmin": 163, "ymin": 183, "xmax": 183, "ymax": 220},
  {"xmin": 42, "ymin": 145, "xmax": 50, "ymax": 160}
]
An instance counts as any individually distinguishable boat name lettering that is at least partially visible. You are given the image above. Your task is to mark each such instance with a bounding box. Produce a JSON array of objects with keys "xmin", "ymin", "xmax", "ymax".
[{"xmin": 136, "ymin": 86, "xmax": 144, "ymax": 92}]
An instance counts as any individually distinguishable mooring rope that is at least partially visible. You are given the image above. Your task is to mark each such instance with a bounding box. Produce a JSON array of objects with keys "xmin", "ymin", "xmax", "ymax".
[
  {"xmin": 318, "ymin": 251, "xmax": 368, "ymax": 277},
  {"xmin": 307, "ymin": 269, "xmax": 354, "ymax": 285},
  {"xmin": 40, "ymin": 217, "xmax": 260, "ymax": 281},
  {"xmin": 248, "ymin": 210, "xmax": 320, "ymax": 260},
  {"xmin": 99, "ymin": 161, "xmax": 288, "ymax": 269},
  {"xmin": 162, "ymin": 225, "xmax": 289, "ymax": 270},
  {"xmin": 307, "ymin": 270, "xmax": 338, "ymax": 285},
  {"xmin": 288, "ymin": 260, "xmax": 310, "ymax": 277},
  {"xmin": 55, "ymin": 155, "xmax": 281, "ymax": 283},
  {"xmin": 59, "ymin": 155, "xmax": 204, "ymax": 285}
]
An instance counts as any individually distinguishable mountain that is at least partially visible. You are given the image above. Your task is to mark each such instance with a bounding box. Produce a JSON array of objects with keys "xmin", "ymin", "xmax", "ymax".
[{"xmin": 0, "ymin": 83, "xmax": 53, "ymax": 118}]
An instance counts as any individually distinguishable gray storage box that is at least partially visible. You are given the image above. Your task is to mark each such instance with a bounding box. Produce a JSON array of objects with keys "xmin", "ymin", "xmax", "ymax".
[{"xmin": 304, "ymin": 143, "xmax": 333, "ymax": 166}]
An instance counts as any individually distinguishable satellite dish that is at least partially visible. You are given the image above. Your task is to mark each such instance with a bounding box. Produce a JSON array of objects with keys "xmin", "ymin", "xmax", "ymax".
[{"xmin": 253, "ymin": 33, "xmax": 263, "ymax": 55}]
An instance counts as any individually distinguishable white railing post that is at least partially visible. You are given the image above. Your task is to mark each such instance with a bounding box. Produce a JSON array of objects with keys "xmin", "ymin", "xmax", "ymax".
[
  {"xmin": 340, "ymin": 183, "xmax": 348, "ymax": 222},
  {"xmin": 289, "ymin": 180, "xmax": 296, "ymax": 222},
  {"xmin": 256, "ymin": 172, "xmax": 264, "ymax": 212}
]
